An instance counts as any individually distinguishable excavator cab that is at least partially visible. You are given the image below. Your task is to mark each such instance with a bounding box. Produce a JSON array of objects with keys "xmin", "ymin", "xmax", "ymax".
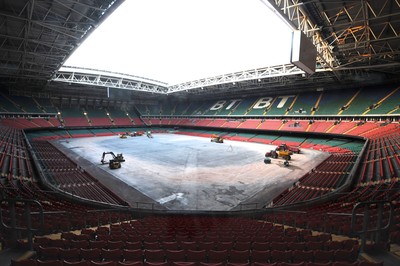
[{"xmin": 101, "ymin": 152, "xmax": 125, "ymax": 169}]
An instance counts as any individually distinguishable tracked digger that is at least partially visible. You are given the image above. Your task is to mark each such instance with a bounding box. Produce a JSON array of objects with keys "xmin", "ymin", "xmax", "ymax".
[{"xmin": 101, "ymin": 152, "xmax": 125, "ymax": 169}]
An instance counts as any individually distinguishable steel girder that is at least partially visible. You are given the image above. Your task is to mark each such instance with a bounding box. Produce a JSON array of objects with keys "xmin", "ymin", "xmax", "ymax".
[
  {"xmin": 54, "ymin": 66, "xmax": 168, "ymax": 94},
  {"xmin": 0, "ymin": 0, "xmax": 124, "ymax": 90},
  {"xmin": 166, "ymin": 64, "xmax": 309, "ymax": 94},
  {"xmin": 318, "ymin": 0, "xmax": 400, "ymax": 70}
]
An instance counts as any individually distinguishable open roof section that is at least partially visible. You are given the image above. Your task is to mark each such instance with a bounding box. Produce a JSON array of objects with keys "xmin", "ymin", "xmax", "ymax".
[
  {"xmin": 1, "ymin": 0, "xmax": 399, "ymax": 99},
  {"xmin": 62, "ymin": 0, "xmax": 293, "ymax": 85}
]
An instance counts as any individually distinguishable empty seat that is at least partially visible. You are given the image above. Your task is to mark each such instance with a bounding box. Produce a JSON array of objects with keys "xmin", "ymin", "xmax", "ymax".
[
  {"xmin": 207, "ymin": 250, "xmax": 228, "ymax": 263},
  {"xmin": 144, "ymin": 249, "xmax": 165, "ymax": 262},
  {"xmin": 80, "ymin": 248, "xmax": 102, "ymax": 261},
  {"xmin": 185, "ymin": 249, "xmax": 207, "ymax": 262},
  {"xmin": 123, "ymin": 249, "xmax": 143, "ymax": 262},
  {"xmin": 165, "ymin": 249, "xmax": 186, "ymax": 262},
  {"xmin": 102, "ymin": 249, "xmax": 123, "ymax": 261}
]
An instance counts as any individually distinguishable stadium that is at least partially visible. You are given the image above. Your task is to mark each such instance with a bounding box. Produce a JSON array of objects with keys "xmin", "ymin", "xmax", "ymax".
[{"xmin": 0, "ymin": 0, "xmax": 399, "ymax": 266}]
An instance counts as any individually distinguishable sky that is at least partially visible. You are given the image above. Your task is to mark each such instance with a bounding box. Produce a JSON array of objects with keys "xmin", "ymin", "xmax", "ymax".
[{"xmin": 63, "ymin": 0, "xmax": 293, "ymax": 85}]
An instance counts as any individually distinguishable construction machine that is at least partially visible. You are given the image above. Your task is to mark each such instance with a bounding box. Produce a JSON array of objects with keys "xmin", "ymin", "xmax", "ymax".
[
  {"xmin": 265, "ymin": 148, "xmax": 293, "ymax": 161},
  {"xmin": 119, "ymin": 134, "xmax": 127, "ymax": 139},
  {"xmin": 278, "ymin": 143, "xmax": 301, "ymax": 154},
  {"xmin": 211, "ymin": 134, "xmax": 224, "ymax": 143},
  {"xmin": 101, "ymin": 152, "xmax": 125, "ymax": 169}
]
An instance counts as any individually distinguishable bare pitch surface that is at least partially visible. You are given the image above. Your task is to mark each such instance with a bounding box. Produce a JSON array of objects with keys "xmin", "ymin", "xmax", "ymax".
[{"xmin": 57, "ymin": 133, "xmax": 330, "ymax": 211}]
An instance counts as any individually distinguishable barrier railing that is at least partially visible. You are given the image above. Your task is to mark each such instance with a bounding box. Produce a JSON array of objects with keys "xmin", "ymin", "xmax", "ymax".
[
  {"xmin": 0, "ymin": 198, "xmax": 44, "ymax": 250},
  {"xmin": 351, "ymin": 200, "xmax": 393, "ymax": 252}
]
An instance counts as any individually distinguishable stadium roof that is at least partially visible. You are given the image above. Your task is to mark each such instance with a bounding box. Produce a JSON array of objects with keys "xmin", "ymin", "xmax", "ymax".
[{"xmin": 1, "ymin": 0, "xmax": 400, "ymax": 100}]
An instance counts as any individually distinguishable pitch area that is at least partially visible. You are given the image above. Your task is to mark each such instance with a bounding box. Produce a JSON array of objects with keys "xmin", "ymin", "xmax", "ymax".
[{"xmin": 55, "ymin": 133, "xmax": 330, "ymax": 211}]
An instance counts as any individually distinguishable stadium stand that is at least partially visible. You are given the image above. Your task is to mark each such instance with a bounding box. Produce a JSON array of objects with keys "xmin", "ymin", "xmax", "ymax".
[{"xmin": 1, "ymin": 1, "xmax": 400, "ymax": 265}]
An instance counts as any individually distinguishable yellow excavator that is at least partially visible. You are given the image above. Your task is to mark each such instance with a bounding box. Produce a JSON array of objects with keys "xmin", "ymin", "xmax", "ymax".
[
  {"xmin": 265, "ymin": 148, "xmax": 293, "ymax": 161},
  {"xmin": 211, "ymin": 134, "xmax": 224, "ymax": 143},
  {"xmin": 101, "ymin": 152, "xmax": 125, "ymax": 169}
]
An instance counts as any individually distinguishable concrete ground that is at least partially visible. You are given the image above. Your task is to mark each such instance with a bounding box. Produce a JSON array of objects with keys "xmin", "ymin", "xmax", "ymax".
[{"xmin": 56, "ymin": 133, "xmax": 330, "ymax": 211}]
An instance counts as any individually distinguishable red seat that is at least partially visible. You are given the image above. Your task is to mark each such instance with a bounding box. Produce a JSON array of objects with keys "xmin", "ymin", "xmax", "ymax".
[
  {"xmin": 252, "ymin": 242, "xmax": 269, "ymax": 251},
  {"xmin": 292, "ymin": 250, "xmax": 313, "ymax": 263},
  {"xmin": 89, "ymin": 262, "xmax": 117, "ymax": 266},
  {"xmin": 70, "ymin": 240, "xmax": 89, "ymax": 249},
  {"xmin": 143, "ymin": 262, "xmax": 169, "ymax": 266},
  {"xmin": 102, "ymin": 248, "xmax": 123, "ymax": 261},
  {"xmin": 90, "ymin": 240, "xmax": 107, "ymax": 249},
  {"xmin": 250, "ymin": 250, "xmax": 271, "ymax": 263},
  {"xmin": 334, "ymin": 249, "xmax": 357, "ymax": 263},
  {"xmin": 125, "ymin": 241, "xmax": 142, "ymax": 250},
  {"xmin": 123, "ymin": 249, "xmax": 143, "ymax": 262},
  {"xmin": 80, "ymin": 248, "xmax": 102, "ymax": 261},
  {"xmin": 59, "ymin": 248, "xmax": 80, "ymax": 262},
  {"xmin": 313, "ymin": 250, "xmax": 334, "ymax": 263},
  {"xmin": 36, "ymin": 260, "xmax": 63, "ymax": 266},
  {"xmin": 144, "ymin": 249, "xmax": 165, "ymax": 262},
  {"xmin": 63, "ymin": 261, "xmax": 90, "ymax": 266},
  {"xmin": 161, "ymin": 241, "xmax": 180, "ymax": 250},
  {"xmin": 185, "ymin": 249, "xmax": 207, "ymax": 262},
  {"xmin": 37, "ymin": 246, "xmax": 60, "ymax": 261},
  {"xmin": 214, "ymin": 242, "xmax": 233, "ymax": 251},
  {"xmin": 165, "ymin": 249, "xmax": 186, "ymax": 262},
  {"xmin": 207, "ymin": 250, "xmax": 228, "ymax": 263},
  {"xmin": 198, "ymin": 242, "xmax": 215, "ymax": 251},
  {"xmin": 107, "ymin": 241, "xmax": 125, "ymax": 249},
  {"xmin": 117, "ymin": 262, "xmax": 144, "ymax": 266},
  {"xmin": 228, "ymin": 250, "xmax": 249, "ymax": 263},
  {"xmin": 270, "ymin": 250, "xmax": 292, "ymax": 263},
  {"xmin": 180, "ymin": 241, "xmax": 197, "ymax": 251},
  {"xmin": 170, "ymin": 263, "xmax": 197, "ymax": 266}
]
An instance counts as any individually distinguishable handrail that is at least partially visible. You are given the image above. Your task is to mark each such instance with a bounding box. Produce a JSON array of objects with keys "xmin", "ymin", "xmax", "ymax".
[
  {"xmin": 0, "ymin": 198, "xmax": 44, "ymax": 250},
  {"xmin": 351, "ymin": 200, "xmax": 393, "ymax": 252}
]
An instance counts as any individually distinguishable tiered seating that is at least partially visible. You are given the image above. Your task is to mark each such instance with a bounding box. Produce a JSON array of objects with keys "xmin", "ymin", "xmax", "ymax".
[
  {"xmin": 34, "ymin": 98, "xmax": 58, "ymax": 113},
  {"xmin": 185, "ymin": 102, "xmax": 208, "ymax": 116},
  {"xmin": 26, "ymin": 216, "xmax": 366, "ymax": 265},
  {"xmin": 231, "ymin": 97, "xmax": 257, "ymax": 116},
  {"xmin": 0, "ymin": 127, "xmax": 131, "ymax": 241},
  {"xmin": 307, "ymin": 121, "xmax": 335, "ymax": 133},
  {"xmin": 87, "ymin": 109, "xmax": 113, "ymax": 127},
  {"xmin": 161, "ymin": 102, "xmax": 174, "ymax": 116},
  {"xmin": 359, "ymin": 133, "xmax": 400, "ymax": 183},
  {"xmin": 345, "ymin": 122, "xmax": 380, "ymax": 136},
  {"xmin": 273, "ymin": 153, "xmax": 357, "ymax": 206},
  {"xmin": 109, "ymin": 109, "xmax": 134, "ymax": 126},
  {"xmin": 236, "ymin": 119, "xmax": 261, "ymax": 129},
  {"xmin": 341, "ymin": 86, "xmax": 395, "ymax": 115},
  {"xmin": 314, "ymin": 90, "xmax": 356, "ymax": 115},
  {"xmin": 265, "ymin": 97, "xmax": 295, "ymax": 116},
  {"xmin": 67, "ymin": 129, "xmax": 95, "ymax": 138},
  {"xmin": 31, "ymin": 141, "xmax": 127, "ymax": 206},
  {"xmin": 135, "ymin": 104, "xmax": 151, "ymax": 116},
  {"xmin": 0, "ymin": 127, "xmax": 35, "ymax": 181},
  {"xmin": 60, "ymin": 108, "xmax": 90, "ymax": 127},
  {"xmin": 327, "ymin": 121, "xmax": 357, "ymax": 134},
  {"xmin": 267, "ymin": 132, "xmax": 399, "ymax": 247},
  {"xmin": 0, "ymin": 94, "xmax": 23, "ymax": 112},
  {"xmin": 279, "ymin": 120, "xmax": 309, "ymax": 132},
  {"xmin": 257, "ymin": 119, "xmax": 284, "ymax": 130},
  {"xmin": 7, "ymin": 95, "xmax": 43, "ymax": 113},
  {"xmin": 207, "ymin": 119, "xmax": 228, "ymax": 127},
  {"xmin": 368, "ymin": 87, "xmax": 400, "ymax": 115},
  {"xmin": 0, "ymin": 118, "xmax": 39, "ymax": 129},
  {"xmin": 287, "ymin": 92, "xmax": 320, "ymax": 116}
]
